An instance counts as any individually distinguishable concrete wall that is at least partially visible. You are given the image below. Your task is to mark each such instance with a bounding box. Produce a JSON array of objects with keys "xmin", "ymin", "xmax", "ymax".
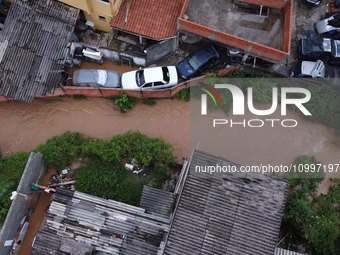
[
  {"xmin": 234, "ymin": 0, "xmax": 286, "ymax": 9},
  {"xmin": 146, "ymin": 38, "xmax": 177, "ymax": 65},
  {"xmin": 73, "ymin": 42, "xmax": 147, "ymax": 66},
  {"xmin": 283, "ymin": 0, "xmax": 293, "ymax": 53},
  {"xmin": 0, "ymin": 152, "xmax": 45, "ymax": 255},
  {"xmin": 179, "ymin": 19, "xmax": 288, "ymax": 62},
  {"xmin": 58, "ymin": 0, "xmax": 122, "ymax": 33}
]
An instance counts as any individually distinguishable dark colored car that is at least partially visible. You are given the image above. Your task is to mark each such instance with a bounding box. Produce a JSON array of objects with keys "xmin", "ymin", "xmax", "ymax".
[
  {"xmin": 59, "ymin": 71, "xmax": 69, "ymax": 86},
  {"xmin": 291, "ymin": 60, "xmax": 339, "ymax": 85},
  {"xmin": 227, "ymin": 49, "xmax": 274, "ymax": 68},
  {"xmin": 302, "ymin": 0, "xmax": 321, "ymax": 6},
  {"xmin": 176, "ymin": 44, "xmax": 220, "ymax": 79},
  {"xmin": 72, "ymin": 69, "xmax": 120, "ymax": 88},
  {"xmin": 315, "ymin": 12, "xmax": 340, "ymax": 39},
  {"xmin": 299, "ymin": 30, "xmax": 340, "ymax": 65}
]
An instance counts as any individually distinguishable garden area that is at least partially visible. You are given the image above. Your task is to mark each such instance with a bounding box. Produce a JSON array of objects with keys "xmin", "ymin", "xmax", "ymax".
[
  {"xmin": 282, "ymin": 156, "xmax": 340, "ymax": 255},
  {"xmin": 0, "ymin": 130, "xmax": 178, "ymax": 226}
]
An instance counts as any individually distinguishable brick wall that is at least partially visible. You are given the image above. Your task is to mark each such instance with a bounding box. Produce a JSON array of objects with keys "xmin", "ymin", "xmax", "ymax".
[
  {"xmin": 214, "ymin": 31, "xmax": 250, "ymax": 51},
  {"xmin": 250, "ymin": 43, "xmax": 287, "ymax": 61},
  {"xmin": 180, "ymin": 19, "xmax": 287, "ymax": 62},
  {"xmin": 0, "ymin": 67, "xmax": 240, "ymax": 103},
  {"xmin": 283, "ymin": 0, "xmax": 293, "ymax": 53},
  {"xmin": 234, "ymin": 0, "xmax": 286, "ymax": 9},
  {"xmin": 180, "ymin": 0, "xmax": 190, "ymax": 16},
  {"xmin": 179, "ymin": 20, "xmax": 215, "ymax": 39}
]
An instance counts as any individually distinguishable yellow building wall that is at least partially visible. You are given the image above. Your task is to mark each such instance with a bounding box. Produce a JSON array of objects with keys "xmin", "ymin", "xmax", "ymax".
[{"xmin": 58, "ymin": 0, "xmax": 122, "ymax": 33}]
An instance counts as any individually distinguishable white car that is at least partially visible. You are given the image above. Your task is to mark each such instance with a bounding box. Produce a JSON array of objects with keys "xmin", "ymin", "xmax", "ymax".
[
  {"xmin": 121, "ymin": 66, "xmax": 178, "ymax": 90},
  {"xmin": 315, "ymin": 12, "xmax": 340, "ymax": 38},
  {"xmin": 291, "ymin": 60, "xmax": 339, "ymax": 81}
]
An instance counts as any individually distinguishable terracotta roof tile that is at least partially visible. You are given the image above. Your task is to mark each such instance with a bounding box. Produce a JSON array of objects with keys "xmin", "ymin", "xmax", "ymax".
[{"xmin": 111, "ymin": 0, "xmax": 185, "ymax": 39}]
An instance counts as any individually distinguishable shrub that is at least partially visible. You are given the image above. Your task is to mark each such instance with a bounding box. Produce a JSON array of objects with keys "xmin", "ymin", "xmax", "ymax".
[
  {"xmin": 175, "ymin": 88, "xmax": 190, "ymax": 101},
  {"xmin": 109, "ymin": 91, "xmax": 137, "ymax": 114},
  {"xmin": 283, "ymin": 157, "xmax": 340, "ymax": 255},
  {"xmin": 290, "ymin": 86, "xmax": 340, "ymax": 134},
  {"xmin": 286, "ymin": 155, "xmax": 324, "ymax": 190},
  {"xmin": 143, "ymin": 97, "xmax": 156, "ymax": 106},
  {"xmin": 74, "ymin": 159, "xmax": 143, "ymax": 205},
  {"xmin": 82, "ymin": 131, "xmax": 177, "ymax": 169},
  {"xmin": 0, "ymin": 150, "xmax": 30, "ymax": 224},
  {"xmin": 73, "ymin": 94, "xmax": 87, "ymax": 100},
  {"xmin": 34, "ymin": 132, "xmax": 90, "ymax": 169}
]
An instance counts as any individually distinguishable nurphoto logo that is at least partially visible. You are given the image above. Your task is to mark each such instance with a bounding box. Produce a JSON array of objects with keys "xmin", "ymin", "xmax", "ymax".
[{"xmin": 200, "ymin": 84, "xmax": 312, "ymax": 128}]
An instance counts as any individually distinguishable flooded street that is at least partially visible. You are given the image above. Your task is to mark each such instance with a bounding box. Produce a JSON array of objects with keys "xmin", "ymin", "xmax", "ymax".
[
  {"xmin": 190, "ymin": 98, "xmax": 340, "ymax": 188},
  {"xmin": 0, "ymin": 97, "xmax": 190, "ymax": 161},
  {"xmin": 0, "ymin": 95, "xmax": 338, "ymax": 182},
  {"xmin": 0, "ymin": 89, "xmax": 339, "ymax": 254}
]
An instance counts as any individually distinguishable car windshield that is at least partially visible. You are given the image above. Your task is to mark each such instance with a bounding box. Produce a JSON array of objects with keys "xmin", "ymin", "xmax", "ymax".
[
  {"xmin": 97, "ymin": 70, "xmax": 107, "ymax": 86},
  {"xmin": 162, "ymin": 67, "xmax": 170, "ymax": 83},
  {"xmin": 187, "ymin": 54, "xmax": 202, "ymax": 70},
  {"xmin": 135, "ymin": 70, "xmax": 145, "ymax": 87},
  {"xmin": 332, "ymin": 40, "xmax": 340, "ymax": 57}
]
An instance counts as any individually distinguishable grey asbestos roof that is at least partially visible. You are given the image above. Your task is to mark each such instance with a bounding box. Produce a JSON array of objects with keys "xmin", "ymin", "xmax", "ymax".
[
  {"xmin": 31, "ymin": 188, "xmax": 170, "ymax": 255},
  {"xmin": 0, "ymin": 0, "xmax": 79, "ymax": 102},
  {"xmin": 274, "ymin": 247, "xmax": 306, "ymax": 255},
  {"xmin": 163, "ymin": 150, "xmax": 290, "ymax": 255},
  {"xmin": 139, "ymin": 185, "xmax": 174, "ymax": 219}
]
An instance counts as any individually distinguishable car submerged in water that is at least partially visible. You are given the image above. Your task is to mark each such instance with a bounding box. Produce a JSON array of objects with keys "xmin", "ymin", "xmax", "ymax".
[
  {"xmin": 121, "ymin": 66, "xmax": 178, "ymax": 90},
  {"xmin": 176, "ymin": 44, "xmax": 220, "ymax": 79},
  {"xmin": 72, "ymin": 69, "xmax": 120, "ymax": 88}
]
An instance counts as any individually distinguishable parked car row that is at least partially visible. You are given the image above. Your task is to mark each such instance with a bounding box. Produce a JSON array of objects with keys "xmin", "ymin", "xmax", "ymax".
[
  {"xmin": 292, "ymin": 11, "xmax": 340, "ymax": 83},
  {"xmin": 72, "ymin": 66, "xmax": 178, "ymax": 90},
  {"xmin": 71, "ymin": 44, "xmax": 222, "ymax": 89}
]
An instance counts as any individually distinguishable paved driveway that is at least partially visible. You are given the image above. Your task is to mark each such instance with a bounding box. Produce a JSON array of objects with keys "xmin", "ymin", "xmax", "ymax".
[{"xmin": 289, "ymin": 0, "xmax": 328, "ymax": 67}]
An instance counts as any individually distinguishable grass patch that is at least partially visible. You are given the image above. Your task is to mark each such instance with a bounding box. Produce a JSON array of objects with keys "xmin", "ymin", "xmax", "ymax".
[
  {"xmin": 0, "ymin": 149, "xmax": 30, "ymax": 224},
  {"xmin": 44, "ymin": 98, "xmax": 63, "ymax": 104},
  {"xmin": 143, "ymin": 97, "xmax": 156, "ymax": 106},
  {"xmin": 73, "ymin": 94, "xmax": 88, "ymax": 100}
]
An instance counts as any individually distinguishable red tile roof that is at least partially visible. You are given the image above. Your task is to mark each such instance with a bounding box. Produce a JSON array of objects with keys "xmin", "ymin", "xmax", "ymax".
[{"xmin": 111, "ymin": 0, "xmax": 185, "ymax": 39}]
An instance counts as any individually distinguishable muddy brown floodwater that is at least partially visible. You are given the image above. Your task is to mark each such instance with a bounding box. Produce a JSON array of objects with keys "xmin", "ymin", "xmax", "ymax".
[
  {"xmin": 0, "ymin": 97, "xmax": 191, "ymax": 161},
  {"xmin": 1, "ymin": 86, "xmax": 340, "ymax": 254},
  {"xmin": 190, "ymin": 99, "xmax": 340, "ymax": 194}
]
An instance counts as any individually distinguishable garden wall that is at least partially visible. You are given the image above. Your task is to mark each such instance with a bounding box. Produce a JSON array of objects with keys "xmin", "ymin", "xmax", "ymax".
[{"xmin": 0, "ymin": 66, "xmax": 241, "ymax": 102}]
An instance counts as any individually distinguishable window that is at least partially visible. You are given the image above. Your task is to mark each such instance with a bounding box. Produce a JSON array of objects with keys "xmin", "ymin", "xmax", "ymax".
[
  {"xmin": 143, "ymin": 83, "xmax": 152, "ymax": 88},
  {"xmin": 162, "ymin": 67, "xmax": 170, "ymax": 83},
  {"xmin": 97, "ymin": 0, "xmax": 110, "ymax": 3},
  {"xmin": 99, "ymin": 16, "xmax": 106, "ymax": 21},
  {"xmin": 187, "ymin": 54, "xmax": 202, "ymax": 70},
  {"xmin": 154, "ymin": 81, "xmax": 164, "ymax": 86},
  {"xmin": 135, "ymin": 70, "xmax": 145, "ymax": 87}
]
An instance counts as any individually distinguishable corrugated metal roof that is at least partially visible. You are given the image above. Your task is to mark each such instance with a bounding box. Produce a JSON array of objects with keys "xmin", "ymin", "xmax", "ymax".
[
  {"xmin": 274, "ymin": 247, "xmax": 306, "ymax": 255},
  {"xmin": 163, "ymin": 150, "xmax": 290, "ymax": 255},
  {"xmin": 139, "ymin": 185, "xmax": 174, "ymax": 218},
  {"xmin": 0, "ymin": 0, "xmax": 79, "ymax": 103},
  {"xmin": 31, "ymin": 187, "xmax": 170, "ymax": 255}
]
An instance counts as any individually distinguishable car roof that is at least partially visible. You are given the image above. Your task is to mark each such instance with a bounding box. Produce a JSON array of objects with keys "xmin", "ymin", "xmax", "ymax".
[
  {"xmin": 301, "ymin": 60, "xmax": 325, "ymax": 77},
  {"xmin": 195, "ymin": 45, "xmax": 219, "ymax": 63},
  {"xmin": 143, "ymin": 67, "xmax": 163, "ymax": 83},
  {"xmin": 74, "ymin": 69, "xmax": 98, "ymax": 84}
]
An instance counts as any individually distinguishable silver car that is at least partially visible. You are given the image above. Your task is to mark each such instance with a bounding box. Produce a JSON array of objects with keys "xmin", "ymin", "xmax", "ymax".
[{"xmin": 72, "ymin": 69, "xmax": 120, "ymax": 88}]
